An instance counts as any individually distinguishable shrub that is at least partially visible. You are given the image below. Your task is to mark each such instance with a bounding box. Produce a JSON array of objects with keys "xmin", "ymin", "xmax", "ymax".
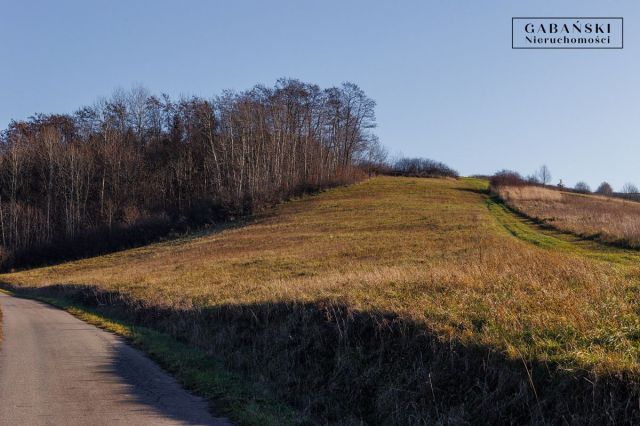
[
  {"xmin": 574, "ymin": 182, "xmax": 591, "ymax": 194},
  {"xmin": 489, "ymin": 170, "xmax": 526, "ymax": 188},
  {"xmin": 391, "ymin": 157, "xmax": 458, "ymax": 178},
  {"xmin": 596, "ymin": 182, "xmax": 613, "ymax": 195}
]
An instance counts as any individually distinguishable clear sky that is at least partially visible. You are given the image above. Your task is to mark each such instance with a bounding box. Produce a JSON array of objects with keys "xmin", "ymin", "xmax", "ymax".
[{"xmin": 1, "ymin": 0, "xmax": 638, "ymax": 190}]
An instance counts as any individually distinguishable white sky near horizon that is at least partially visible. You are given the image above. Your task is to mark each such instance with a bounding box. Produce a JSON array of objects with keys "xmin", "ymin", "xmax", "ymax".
[{"xmin": 1, "ymin": 0, "xmax": 638, "ymax": 190}]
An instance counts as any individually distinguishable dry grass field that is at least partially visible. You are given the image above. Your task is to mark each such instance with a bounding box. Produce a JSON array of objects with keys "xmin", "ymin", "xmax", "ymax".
[
  {"xmin": 495, "ymin": 184, "xmax": 640, "ymax": 247},
  {"xmin": 3, "ymin": 177, "xmax": 640, "ymax": 424}
]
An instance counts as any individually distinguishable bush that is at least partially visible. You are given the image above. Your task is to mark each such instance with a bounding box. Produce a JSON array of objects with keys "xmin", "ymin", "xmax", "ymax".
[
  {"xmin": 391, "ymin": 157, "xmax": 458, "ymax": 178},
  {"xmin": 574, "ymin": 182, "xmax": 591, "ymax": 194},
  {"xmin": 489, "ymin": 170, "xmax": 526, "ymax": 188},
  {"xmin": 596, "ymin": 182, "xmax": 613, "ymax": 195}
]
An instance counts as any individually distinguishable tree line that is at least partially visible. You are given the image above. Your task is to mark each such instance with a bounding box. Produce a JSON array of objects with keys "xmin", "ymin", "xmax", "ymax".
[
  {"xmin": 0, "ymin": 79, "xmax": 379, "ymax": 268},
  {"xmin": 491, "ymin": 166, "xmax": 640, "ymax": 197}
]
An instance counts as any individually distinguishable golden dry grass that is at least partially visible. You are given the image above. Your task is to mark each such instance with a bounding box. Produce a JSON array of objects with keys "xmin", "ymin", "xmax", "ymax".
[
  {"xmin": 3, "ymin": 177, "xmax": 640, "ymax": 423},
  {"xmin": 495, "ymin": 184, "xmax": 640, "ymax": 247},
  {"xmin": 496, "ymin": 185, "xmax": 562, "ymax": 202}
]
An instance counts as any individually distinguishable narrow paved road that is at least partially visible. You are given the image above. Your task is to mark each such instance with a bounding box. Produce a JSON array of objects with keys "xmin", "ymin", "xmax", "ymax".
[{"xmin": 0, "ymin": 293, "xmax": 229, "ymax": 425}]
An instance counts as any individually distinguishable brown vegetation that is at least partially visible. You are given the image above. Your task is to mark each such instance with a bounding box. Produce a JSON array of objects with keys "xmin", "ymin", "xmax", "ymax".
[
  {"xmin": 494, "ymin": 184, "xmax": 640, "ymax": 247},
  {"xmin": 4, "ymin": 177, "xmax": 640, "ymax": 424},
  {"xmin": 0, "ymin": 80, "xmax": 378, "ymax": 269}
]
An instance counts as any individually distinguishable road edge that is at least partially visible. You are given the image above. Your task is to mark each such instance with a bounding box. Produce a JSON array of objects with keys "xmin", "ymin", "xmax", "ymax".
[{"xmin": 0, "ymin": 288, "xmax": 301, "ymax": 426}]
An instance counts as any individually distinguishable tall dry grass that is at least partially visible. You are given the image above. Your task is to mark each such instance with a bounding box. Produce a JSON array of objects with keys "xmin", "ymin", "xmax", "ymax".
[
  {"xmin": 3, "ymin": 177, "xmax": 640, "ymax": 423},
  {"xmin": 494, "ymin": 184, "xmax": 640, "ymax": 247},
  {"xmin": 494, "ymin": 185, "xmax": 562, "ymax": 202}
]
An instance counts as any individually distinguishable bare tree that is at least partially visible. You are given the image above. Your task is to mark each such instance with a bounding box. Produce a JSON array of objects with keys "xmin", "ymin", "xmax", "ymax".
[
  {"xmin": 538, "ymin": 165, "xmax": 551, "ymax": 185},
  {"xmin": 0, "ymin": 80, "xmax": 380, "ymax": 269},
  {"xmin": 356, "ymin": 135, "xmax": 388, "ymax": 176},
  {"xmin": 622, "ymin": 182, "xmax": 639, "ymax": 194}
]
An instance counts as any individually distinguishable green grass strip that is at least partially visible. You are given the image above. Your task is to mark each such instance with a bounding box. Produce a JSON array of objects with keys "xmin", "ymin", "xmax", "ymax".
[{"xmin": 486, "ymin": 196, "xmax": 640, "ymax": 264}]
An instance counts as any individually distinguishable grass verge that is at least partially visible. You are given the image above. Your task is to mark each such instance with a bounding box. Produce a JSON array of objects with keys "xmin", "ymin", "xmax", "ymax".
[{"xmin": 0, "ymin": 287, "xmax": 302, "ymax": 426}]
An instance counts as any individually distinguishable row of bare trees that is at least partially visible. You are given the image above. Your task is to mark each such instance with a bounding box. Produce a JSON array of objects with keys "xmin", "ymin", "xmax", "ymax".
[{"xmin": 0, "ymin": 79, "xmax": 379, "ymax": 268}]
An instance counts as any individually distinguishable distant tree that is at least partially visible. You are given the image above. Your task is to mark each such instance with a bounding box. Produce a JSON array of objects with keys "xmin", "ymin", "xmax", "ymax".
[
  {"xmin": 538, "ymin": 165, "xmax": 551, "ymax": 185},
  {"xmin": 392, "ymin": 157, "xmax": 458, "ymax": 178},
  {"xmin": 595, "ymin": 182, "xmax": 613, "ymax": 195},
  {"xmin": 574, "ymin": 181, "xmax": 591, "ymax": 193},
  {"xmin": 622, "ymin": 182, "xmax": 639, "ymax": 194},
  {"xmin": 558, "ymin": 179, "xmax": 564, "ymax": 189}
]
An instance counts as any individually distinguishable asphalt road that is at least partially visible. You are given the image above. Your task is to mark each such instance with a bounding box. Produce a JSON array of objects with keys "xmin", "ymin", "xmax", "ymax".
[{"xmin": 0, "ymin": 293, "xmax": 229, "ymax": 425}]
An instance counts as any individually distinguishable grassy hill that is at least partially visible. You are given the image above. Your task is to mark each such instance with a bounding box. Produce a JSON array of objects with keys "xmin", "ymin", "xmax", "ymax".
[{"xmin": 3, "ymin": 176, "xmax": 640, "ymax": 424}]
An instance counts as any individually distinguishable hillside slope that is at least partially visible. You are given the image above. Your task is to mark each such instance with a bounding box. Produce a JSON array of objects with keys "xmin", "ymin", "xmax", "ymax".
[{"xmin": 3, "ymin": 177, "xmax": 640, "ymax": 424}]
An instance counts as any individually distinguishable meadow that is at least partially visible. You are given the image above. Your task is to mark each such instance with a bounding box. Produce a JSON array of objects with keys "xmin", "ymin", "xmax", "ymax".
[
  {"xmin": 494, "ymin": 184, "xmax": 640, "ymax": 247},
  {"xmin": 3, "ymin": 176, "xmax": 640, "ymax": 424}
]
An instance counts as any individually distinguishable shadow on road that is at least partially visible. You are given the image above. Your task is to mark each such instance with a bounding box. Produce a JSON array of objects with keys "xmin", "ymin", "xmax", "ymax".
[
  {"xmin": 2, "ymin": 281, "xmax": 640, "ymax": 425},
  {"xmin": 0, "ymin": 292, "xmax": 225, "ymax": 425}
]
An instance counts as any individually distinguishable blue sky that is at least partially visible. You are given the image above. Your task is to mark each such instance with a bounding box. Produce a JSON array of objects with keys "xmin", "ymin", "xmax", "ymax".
[{"xmin": 1, "ymin": 0, "xmax": 638, "ymax": 189}]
